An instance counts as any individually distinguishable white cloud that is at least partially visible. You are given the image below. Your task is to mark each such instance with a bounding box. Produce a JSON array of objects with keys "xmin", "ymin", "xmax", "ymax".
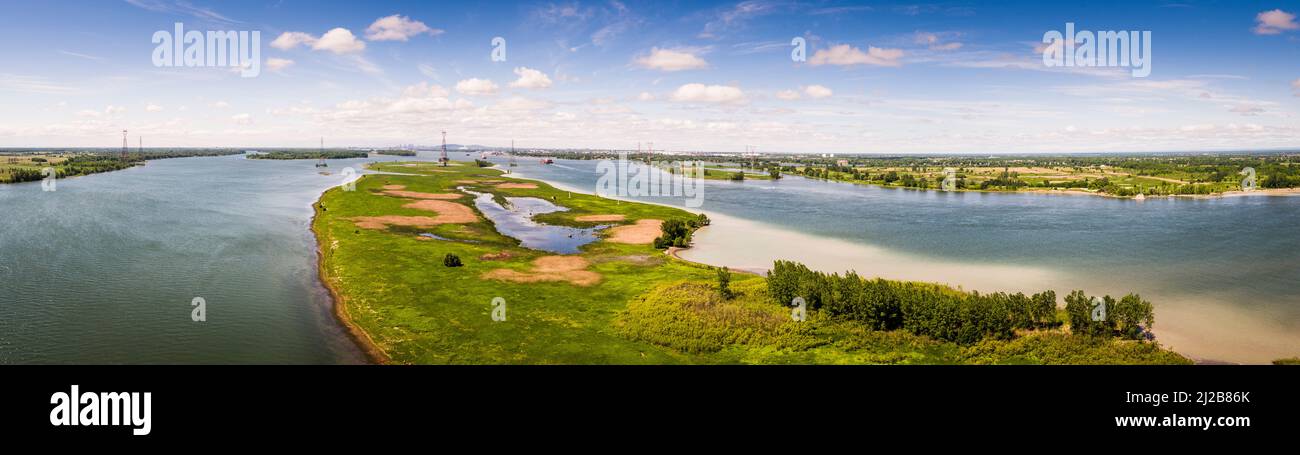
[
  {"xmin": 808, "ymin": 44, "xmax": 904, "ymax": 67},
  {"xmin": 0, "ymin": 74, "xmax": 76, "ymax": 94},
  {"xmin": 915, "ymin": 32, "xmax": 963, "ymax": 51},
  {"xmin": 492, "ymin": 96, "xmax": 553, "ymax": 112},
  {"xmin": 634, "ymin": 47, "xmax": 709, "ymax": 71},
  {"xmin": 670, "ymin": 83, "xmax": 745, "ymax": 104},
  {"xmin": 1293, "ymin": 78, "xmax": 1300, "ymax": 96},
  {"xmin": 509, "ymin": 67, "xmax": 553, "ymax": 89},
  {"xmin": 1230, "ymin": 104, "xmax": 1265, "ymax": 116},
  {"xmin": 803, "ymin": 85, "xmax": 833, "ymax": 99},
  {"xmin": 124, "ymin": 0, "xmax": 236, "ymax": 24},
  {"xmin": 145, "ymin": 103, "xmax": 164, "ymax": 112},
  {"xmin": 775, "ymin": 90, "xmax": 800, "ymax": 100},
  {"xmin": 402, "ymin": 82, "xmax": 450, "ymax": 98},
  {"xmin": 455, "ymin": 78, "xmax": 499, "ymax": 96},
  {"xmin": 637, "ymin": 92, "xmax": 655, "ymax": 101},
  {"xmin": 313, "ymin": 28, "xmax": 366, "ymax": 54},
  {"xmin": 365, "ymin": 15, "xmax": 442, "ymax": 41},
  {"xmin": 1254, "ymin": 9, "xmax": 1298, "ymax": 35},
  {"xmin": 270, "ymin": 32, "xmax": 317, "ymax": 50},
  {"xmin": 104, "ymin": 105, "xmax": 125, "ymax": 115},
  {"xmin": 273, "ymin": 29, "xmax": 369, "ymax": 54},
  {"xmin": 231, "ymin": 113, "xmax": 252, "ymax": 125},
  {"xmin": 388, "ymin": 97, "xmax": 458, "ymax": 113},
  {"xmin": 418, "ymin": 63, "xmax": 439, "ymax": 79},
  {"xmin": 698, "ymin": 1, "xmax": 783, "ymax": 39},
  {"xmin": 211, "ymin": 101, "xmax": 230, "ymax": 108},
  {"xmin": 266, "ymin": 58, "xmax": 294, "ymax": 72}
]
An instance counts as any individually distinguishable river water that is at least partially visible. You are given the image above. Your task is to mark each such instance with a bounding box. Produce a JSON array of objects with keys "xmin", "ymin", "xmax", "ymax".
[
  {"xmin": 505, "ymin": 157, "xmax": 1300, "ymax": 364},
  {"xmin": 0, "ymin": 152, "xmax": 432, "ymax": 364},
  {"xmin": 3, "ymin": 153, "xmax": 1296, "ymax": 364}
]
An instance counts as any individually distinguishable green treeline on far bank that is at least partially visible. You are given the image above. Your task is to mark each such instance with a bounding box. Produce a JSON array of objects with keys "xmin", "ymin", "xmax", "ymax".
[{"xmin": 0, "ymin": 149, "xmax": 243, "ymax": 184}]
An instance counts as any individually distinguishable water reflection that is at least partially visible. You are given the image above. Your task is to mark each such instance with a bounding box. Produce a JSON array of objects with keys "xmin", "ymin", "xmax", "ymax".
[{"xmin": 463, "ymin": 188, "xmax": 608, "ymax": 254}]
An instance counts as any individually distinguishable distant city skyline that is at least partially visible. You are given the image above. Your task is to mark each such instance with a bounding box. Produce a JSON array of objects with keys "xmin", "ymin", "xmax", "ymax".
[{"xmin": 1, "ymin": 0, "xmax": 1298, "ymax": 153}]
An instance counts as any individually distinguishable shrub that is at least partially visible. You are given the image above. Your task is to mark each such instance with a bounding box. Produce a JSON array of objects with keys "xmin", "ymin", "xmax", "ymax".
[
  {"xmin": 1063, "ymin": 290, "xmax": 1152, "ymax": 339},
  {"xmin": 1112, "ymin": 293, "xmax": 1155, "ymax": 340},
  {"xmin": 717, "ymin": 267, "xmax": 733, "ymax": 300},
  {"xmin": 616, "ymin": 281, "xmax": 817, "ymax": 354},
  {"xmin": 653, "ymin": 219, "xmax": 693, "ymax": 249},
  {"xmin": 443, "ymin": 253, "xmax": 463, "ymax": 267}
]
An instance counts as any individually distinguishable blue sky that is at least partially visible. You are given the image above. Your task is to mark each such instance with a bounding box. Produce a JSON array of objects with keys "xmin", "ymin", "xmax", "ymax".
[{"xmin": 0, "ymin": 0, "xmax": 1298, "ymax": 153}]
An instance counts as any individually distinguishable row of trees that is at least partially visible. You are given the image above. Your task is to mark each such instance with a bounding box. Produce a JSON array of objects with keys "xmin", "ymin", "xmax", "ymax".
[
  {"xmin": 1, "ymin": 150, "xmax": 249, "ymax": 184},
  {"xmin": 767, "ymin": 260, "xmax": 1154, "ymax": 344},
  {"xmin": 1064, "ymin": 290, "xmax": 1154, "ymax": 340},
  {"xmin": 1, "ymin": 155, "xmax": 138, "ymax": 183}
]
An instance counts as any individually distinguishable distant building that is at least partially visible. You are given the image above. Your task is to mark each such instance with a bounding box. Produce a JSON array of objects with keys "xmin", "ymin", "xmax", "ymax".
[{"xmin": 836, "ymin": 159, "xmax": 849, "ymax": 167}]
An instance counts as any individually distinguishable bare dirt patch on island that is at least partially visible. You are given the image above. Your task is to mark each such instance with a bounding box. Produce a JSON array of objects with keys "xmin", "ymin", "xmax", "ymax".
[
  {"xmin": 378, "ymin": 185, "xmax": 461, "ymax": 200},
  {"xmin": 574, "ymin": 214, "xmax": 626, "ymax": 222},
  {"xmin": 350, "ymin": 216, "xmax": 445, "ymax": 230},
  {"xmin": 605, "ymin": 219, "xmax": 662, "ymax": 244},
  {"xmin": 383, "ymin": 190, "xmax": 462, "ymax": 200},
  {"xmin": 351, "ymin": 197, "xmax": 479, "ymax": 230},
  {"xmin": 401, "ymin": 200, "xmax": 479, "ymax": 224},
  {"xmin": 482, "ymin": 255, "xmax": 602, "ymax": 286}
]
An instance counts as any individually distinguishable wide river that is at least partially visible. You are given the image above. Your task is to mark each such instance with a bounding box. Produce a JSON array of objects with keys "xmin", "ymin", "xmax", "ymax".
[
  {"xmin": 2, "ymin": 154, "xmax": 1296, "ymax": 363},
  {"xmin": 506, "ymin": 157, "xmax": 1300, "ymax": 364},
  {"xmin": 0, "ymin": 152, "xmax": 440, "ymax": 364}
]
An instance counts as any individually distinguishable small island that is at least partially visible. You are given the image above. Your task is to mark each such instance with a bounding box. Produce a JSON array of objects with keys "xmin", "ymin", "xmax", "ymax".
[{"xmin": 245, "ymin": 150, "xmax": 369, "ymax": 160}]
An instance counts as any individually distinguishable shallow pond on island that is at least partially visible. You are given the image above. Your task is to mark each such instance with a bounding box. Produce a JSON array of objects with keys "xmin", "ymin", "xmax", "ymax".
[{"xmin": 464, "ymin": 189, "xmax": 609, "ymax": 254}]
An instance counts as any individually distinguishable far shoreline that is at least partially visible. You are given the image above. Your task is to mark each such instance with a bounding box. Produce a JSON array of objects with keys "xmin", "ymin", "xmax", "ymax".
[{"xmin": 793, "ymin": 173, "xmax": 1300, "ymax": 200}]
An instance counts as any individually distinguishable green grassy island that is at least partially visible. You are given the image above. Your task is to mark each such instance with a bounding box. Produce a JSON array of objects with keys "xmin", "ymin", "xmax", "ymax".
[{"xmin": 313, "ymin": 160, "xmax": 1190, "ymax": 364}]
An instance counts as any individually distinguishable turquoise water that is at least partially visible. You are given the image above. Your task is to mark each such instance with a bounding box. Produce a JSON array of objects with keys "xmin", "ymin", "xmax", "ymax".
[
  {"xmin": 505, "ymin": 157, "xmax": 1300, "ymax": 363},
  {"xmin": 0, "ymin": 153, "xmax": 431, "ymax": 364}
]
